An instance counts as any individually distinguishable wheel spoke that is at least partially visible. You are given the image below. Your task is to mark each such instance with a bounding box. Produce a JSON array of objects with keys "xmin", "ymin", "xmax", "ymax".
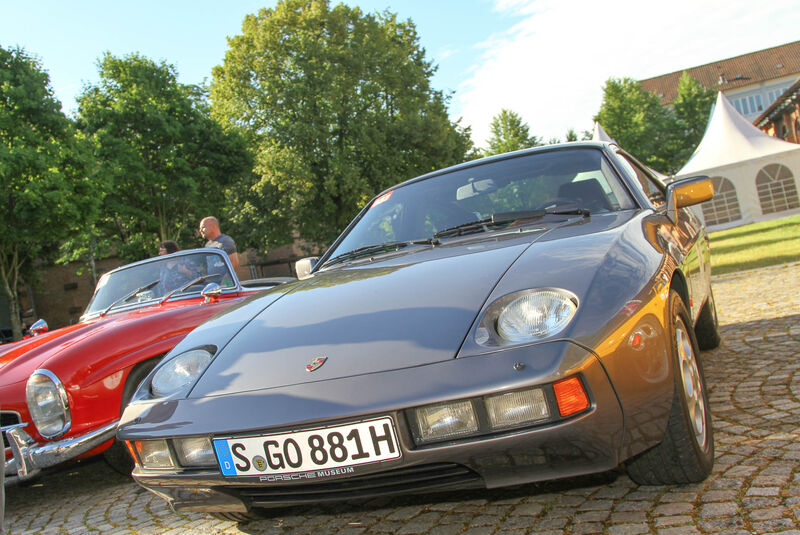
[{"xmin": 676, "ymin": 318, "xmax": 706, "ymax": 448}]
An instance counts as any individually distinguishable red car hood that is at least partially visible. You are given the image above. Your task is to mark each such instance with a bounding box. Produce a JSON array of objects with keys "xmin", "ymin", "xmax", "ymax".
[{"xmin": 0, "ymin": 298, "xmax": 240, "ymax": 388}]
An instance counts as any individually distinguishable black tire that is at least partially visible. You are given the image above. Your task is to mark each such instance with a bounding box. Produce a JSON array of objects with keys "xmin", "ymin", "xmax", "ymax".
[
  {"xmin": 104, "ymin": 359, "xmax": 160, "ymax": 474},
  {"xmin": 626, "ymin": 290, "xmax": 714, "ymax": 485},
  {"xmin": 694, "ymin": 289, "xmax": 721, "ymax": 350}
]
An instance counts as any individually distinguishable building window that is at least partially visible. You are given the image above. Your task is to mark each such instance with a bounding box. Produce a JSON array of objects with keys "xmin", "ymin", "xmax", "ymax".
[
  {"xmin": 702, "ymin": 177, "xmax": 742, "ymax": 226},
  {"xmin": 756, "ymin": 163, "xmax": 800, "ymax": 215},
  {"xmin": 738, "ymin": 98, "xmax": 749, "ymax": 115},
  {"xmin": 767, "ymin": 86, "xmax": 792, "ymax": 106},
  {"xmin": 767, "ymin": 89, "xmax": 783, "ymax": 105}
]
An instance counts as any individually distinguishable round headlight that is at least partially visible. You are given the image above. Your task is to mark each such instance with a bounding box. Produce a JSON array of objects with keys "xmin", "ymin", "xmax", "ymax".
[
  {"xmin": 26, "ymin": 370, "xmax": 71, "ymax": 439},
  {"xmin": 150, "ymin": 348, "xmax": 214, "ymax": 398},
  {"xmin": 496, "ymin": 289, "xmax": 578, "ymax": 342}
]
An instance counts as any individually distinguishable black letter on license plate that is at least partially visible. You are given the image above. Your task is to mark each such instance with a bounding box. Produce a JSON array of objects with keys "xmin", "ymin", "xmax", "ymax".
[{"xmin": 369, "ymin": 423, "xmax": 395, "ymax": 455}]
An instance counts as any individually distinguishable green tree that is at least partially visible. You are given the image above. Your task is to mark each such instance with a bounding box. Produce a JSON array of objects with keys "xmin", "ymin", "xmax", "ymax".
[
  {"xmin": 594, "ymin": 77, "xmax": 673, "ymax": 171},
  {"xmin": 0, "ymin": 46, "xmax": 97, "ymax": 340},
  {"xmin": 594, "ymin": 74, "xmax": 715, "ymax": 174},
  {"xmin": 77, "ymin": 53, "xmax": 251, "ymax": 261},
  {"xmin": 672, "ymin": 71, "xmax": 715, "ymax": 165},
  {"xmin": 485, "ymin": 108, "xmax": 542, "ymax": 155},
  {"xmin": 565, "ymin": 128, "xmax": 579, "ymax": 142},
  {"xmin": 211, "ymin": 0, "xmax": 473, "ymax": 250}
]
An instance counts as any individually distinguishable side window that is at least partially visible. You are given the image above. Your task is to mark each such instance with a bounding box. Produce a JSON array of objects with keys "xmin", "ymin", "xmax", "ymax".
[{"xmin": 617, "ymin": 154, "xmax": 666, "ymax": 208}]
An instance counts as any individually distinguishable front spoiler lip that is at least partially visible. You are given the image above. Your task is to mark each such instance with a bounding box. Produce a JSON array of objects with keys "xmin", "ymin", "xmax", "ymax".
[{"xmin": 2, "ymin": 420, "xmax": 118, "ymax": 485}]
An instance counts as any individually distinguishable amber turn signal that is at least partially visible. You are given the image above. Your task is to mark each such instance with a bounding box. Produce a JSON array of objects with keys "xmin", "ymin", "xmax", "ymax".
[
  {"xmin": 553, "ymin": 376, "xmax": 590, "ymax": 417},
  {"xmin": 125, "ymin": 441, "xmax": 140, "ymax": 466}
]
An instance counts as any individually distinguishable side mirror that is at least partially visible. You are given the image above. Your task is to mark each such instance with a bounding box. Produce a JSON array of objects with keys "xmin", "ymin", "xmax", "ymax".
[
  {"xmin": 201, "ymin": 283, "xmax": 222, "ymax": 303},
  {"xmin": 295, "ymin": 257, "xmax": 319, "ymax": 279},
  {"xmin": 29, "ymin": 319, "xmax": 49, "ymax": 336},
  {"xmin": 666, "ymin": 176, "xmax": 713, "ymax": 222}
]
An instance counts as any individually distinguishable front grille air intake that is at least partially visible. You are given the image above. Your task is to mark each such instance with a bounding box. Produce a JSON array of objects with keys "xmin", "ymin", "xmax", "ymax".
[{"xmin": 237, "ymin": 463, "xmax": 482, "ymax": 506}]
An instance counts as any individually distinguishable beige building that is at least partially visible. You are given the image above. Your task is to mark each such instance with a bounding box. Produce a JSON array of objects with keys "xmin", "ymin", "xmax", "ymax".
[{"xmin": 639, "ymin": 40, "xmax": 800, "ymax": 122}]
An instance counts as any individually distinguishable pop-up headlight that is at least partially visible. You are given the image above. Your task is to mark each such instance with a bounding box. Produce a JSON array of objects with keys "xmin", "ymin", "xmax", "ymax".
[
  {"xmin": 476, "ymin": 288, "xmax": 578, "ymax": 346},
  {"xmin": 148, "ymin": 347, "xmax": 215, "ymax": 399}
]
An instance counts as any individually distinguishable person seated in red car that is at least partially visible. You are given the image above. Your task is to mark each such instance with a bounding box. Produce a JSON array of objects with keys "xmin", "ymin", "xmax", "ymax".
[{"xmin": 157, "ymin": 241, "xmax": 201, "ymax": 293}]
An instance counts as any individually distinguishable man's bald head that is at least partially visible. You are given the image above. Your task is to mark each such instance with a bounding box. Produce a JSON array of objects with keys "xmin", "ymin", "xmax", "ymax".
[{"xmin": 199, "ymin": 216, "xmax": 221, "ymax": 240}]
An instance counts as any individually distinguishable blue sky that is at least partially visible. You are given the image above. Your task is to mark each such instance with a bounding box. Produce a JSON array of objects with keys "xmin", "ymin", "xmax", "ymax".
[{"xmin": 2, "ymin": 0, "xmax": 799, "ymax": 146}]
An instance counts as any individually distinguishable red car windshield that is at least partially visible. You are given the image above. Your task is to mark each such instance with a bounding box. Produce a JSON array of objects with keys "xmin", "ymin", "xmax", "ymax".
[{"xmin": 83, "ymin": 251, "xmax": 236, "ymax": 317}]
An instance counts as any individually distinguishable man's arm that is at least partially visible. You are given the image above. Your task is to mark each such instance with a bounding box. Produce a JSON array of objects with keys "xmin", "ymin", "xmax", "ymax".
[{"xmin": 228, "ymin": 251, "xmax": 240, "ymax": 271}]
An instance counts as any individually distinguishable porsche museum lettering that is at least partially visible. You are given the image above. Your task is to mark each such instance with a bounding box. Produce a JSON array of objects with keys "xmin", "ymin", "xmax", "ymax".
[{"xmin": 259, "ymin": 466, "xmax": 355, "ymax": 482}]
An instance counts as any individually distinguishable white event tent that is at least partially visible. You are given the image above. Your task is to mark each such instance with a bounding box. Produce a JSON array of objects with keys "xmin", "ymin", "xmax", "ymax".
[{"xmin": 676, "ymin": 92, "xmax": 800, "ymax": 230}]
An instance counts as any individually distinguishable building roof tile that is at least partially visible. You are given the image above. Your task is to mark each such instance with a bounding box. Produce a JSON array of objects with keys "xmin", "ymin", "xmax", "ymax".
[{"xmin": 639, "ymin": 40, "xmax": 800, "ymax": 105}]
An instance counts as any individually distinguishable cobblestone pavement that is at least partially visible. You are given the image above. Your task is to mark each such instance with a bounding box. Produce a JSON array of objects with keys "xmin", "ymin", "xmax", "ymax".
[{"xmin": 4, "ymin": 262, "xmax": 800, "ymax": 535}]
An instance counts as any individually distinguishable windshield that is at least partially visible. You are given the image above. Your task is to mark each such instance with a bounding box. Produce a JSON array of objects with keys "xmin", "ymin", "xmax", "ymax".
[
  {"xmin": 84, "ymin": 251, "xmax": 237, "ymax": 317},
  {"xmin": 327, "ymin": 147, "xmax": 634, "ymax": 261}
]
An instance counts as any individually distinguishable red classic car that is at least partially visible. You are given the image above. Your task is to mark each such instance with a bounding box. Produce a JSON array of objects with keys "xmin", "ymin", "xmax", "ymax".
[{"xmin": 1, "ymin": 249, "xmax": 291, "ymax": 484}]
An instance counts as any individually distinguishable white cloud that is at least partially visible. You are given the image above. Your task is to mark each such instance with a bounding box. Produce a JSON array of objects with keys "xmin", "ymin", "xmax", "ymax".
[
  {"xmin": 457, "ymin": 0, "xmax": 800, "ymax": 147},
  {"xmin": 436, "ymin": 45, "xmax": 458, "ymax": 61}
]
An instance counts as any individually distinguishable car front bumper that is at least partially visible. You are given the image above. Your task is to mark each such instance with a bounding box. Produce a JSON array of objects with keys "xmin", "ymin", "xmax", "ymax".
[
  {"xmin": 2, "ymin": 420, "xmax": 118, "ymax": 485},
  {"xmin": 119, "ymin": 340, "xmax": 634, "ymax": 513}
]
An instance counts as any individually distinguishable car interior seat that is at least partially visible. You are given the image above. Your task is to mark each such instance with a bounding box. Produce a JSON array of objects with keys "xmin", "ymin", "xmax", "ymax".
[{"xmin": 557, "ymin": 179, "xmax": 613, "ymax": 212}]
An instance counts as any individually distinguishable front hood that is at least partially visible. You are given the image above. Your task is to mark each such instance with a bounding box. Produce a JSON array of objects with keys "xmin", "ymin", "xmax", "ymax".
[
  {"xmin": 190, "ymin": 213, "xmax": 642, "ymax": 398},
  {"xmin": 191, "ymin": 236, "xmax": 539, "ymax": 398},
  {"xmin": 0, "ymin": 322, "xmax": 100, "ymax": 385}
]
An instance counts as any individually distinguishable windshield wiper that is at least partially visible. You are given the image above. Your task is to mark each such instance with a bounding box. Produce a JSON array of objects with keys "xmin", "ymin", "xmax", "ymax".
[
  {"xmin": 100, "ymin": 279, "xmax": 161, "ymax": 316},
  {"xmin": 433, "ymin": 211, "xmax": 542, "ymax": 239},
  {"xmin": 538, "ymin": 202, "xmax": 590, "ymax": 217},
  {"xmin": 434, "ymin": 206, "xmax": 589, "ymax": 240},
  {"xmin": 324, "ymin": 239, "xmax": 437, "ymax": 268},
  {"xmin": 433, "ymin": 217, "xmax": 496, "ymax": 239},
  {"xmin": 158, "ymin": 273, "xmax": 223, "ymax": 305}
]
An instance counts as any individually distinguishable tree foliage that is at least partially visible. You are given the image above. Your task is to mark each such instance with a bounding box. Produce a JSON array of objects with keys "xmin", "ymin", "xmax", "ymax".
[
  {"xmin": 484, "ymin": 108, "xmax": 542, "ymax": 155},
  {"xmin": 0, "ymin": 46, "xmax": 97, "ymax": 340},
  {"xmin": 672, "ymin": 71, "xmax": 715, "ymax": 165},
  {"xmin": 211, "ymin": 0, "xmax": 473, "ymax": 250},
  {"xmin": 594, "ymin": 77, "xmax": 672, "ymax": 170},
  {"xmin": 594, "ymin": 73, "xmax": 715, "ymax": 174},
  {"xmin": 76, "ymin": 53, "xmax": 252, "ymax": 261}
]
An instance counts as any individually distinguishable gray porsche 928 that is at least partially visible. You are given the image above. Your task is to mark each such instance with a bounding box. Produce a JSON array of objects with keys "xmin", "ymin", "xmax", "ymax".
[{"xmin": 118, "ymin": 142, "xmax": 720, "ymax": 520}]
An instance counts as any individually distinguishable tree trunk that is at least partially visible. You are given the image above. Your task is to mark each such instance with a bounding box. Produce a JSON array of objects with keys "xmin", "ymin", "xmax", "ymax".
[
  {"xmin": 0, "ymin": 247, "xmax": 23, "ymax": 341},
  {"xmin": 0, "ymin": 275, "xmax": 22, "ymax": 342}
]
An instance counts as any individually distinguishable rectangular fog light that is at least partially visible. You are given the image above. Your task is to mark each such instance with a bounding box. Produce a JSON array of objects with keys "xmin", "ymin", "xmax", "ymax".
[
  {"xmin": 175, "ymin": 437, "xmax": 216, "ymax": 468},
  {"xmin": 134, "ymin": 439, "xmax": 175, "ymax": 470},
  {"xmin": 486, "ymin": 388, "xmax": 549, "ymax": 430},
  {"xmin": 413, "ymin": 400, "xmax": 478, "ymax": 444}
]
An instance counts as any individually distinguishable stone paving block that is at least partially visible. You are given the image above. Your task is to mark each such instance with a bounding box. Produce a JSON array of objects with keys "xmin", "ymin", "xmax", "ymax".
[
  {"xmin": 655, "ymin": 527, "xmax": 701, "ymax": 535},
  {"xmin": 460, "ymin": 527, "xmax": 496, "ymax": 535},
  {"xmin": 654, "ymin": 515, "xmax": 694, "ymax": 527},
  {"xmin": 606, "ymin": 523, "xmax": 649, "ymax": 535},
  {"xmin": 570, "ymin": 522, "xmax": 605, "ymax": 534},
  {"xmin": 575, "ymin": 510, "xmax": 610, "ymax": 522},
  {"xmin": 426, "ymin": 525, "xmax": 463, "ymax": 535}
]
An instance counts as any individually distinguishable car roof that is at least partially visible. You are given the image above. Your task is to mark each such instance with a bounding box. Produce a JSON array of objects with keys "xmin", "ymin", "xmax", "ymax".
[{"xmin": 385, "ymin": 141, "xmax": 619, "ymax": 195}]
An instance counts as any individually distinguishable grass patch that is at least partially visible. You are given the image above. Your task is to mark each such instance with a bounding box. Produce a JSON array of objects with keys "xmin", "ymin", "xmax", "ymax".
[{"xmin": 709, "ymin": 214, "xmax": 800, "ymax": 276}]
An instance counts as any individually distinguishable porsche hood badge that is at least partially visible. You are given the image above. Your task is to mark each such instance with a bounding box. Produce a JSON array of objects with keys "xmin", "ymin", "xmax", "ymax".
[{"xmin": 306, "ymin": 356, "xmax": 328, "ymax": 372}]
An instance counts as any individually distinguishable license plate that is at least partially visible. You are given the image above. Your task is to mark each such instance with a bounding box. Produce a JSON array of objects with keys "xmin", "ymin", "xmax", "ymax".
[{"xmin": 214, "ymin": 417, "xmax": 401, "ymax": 477}]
